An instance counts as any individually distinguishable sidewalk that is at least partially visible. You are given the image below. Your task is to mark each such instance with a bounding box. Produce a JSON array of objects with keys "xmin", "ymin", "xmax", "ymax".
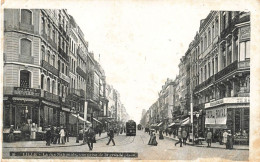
[
  {"xmin": 154, "ymin": 132, "xmax": 249, "ymax": 150},
  {"xmin": 3, "ymin": 132, "xmax": 108, "ymax": 148}
]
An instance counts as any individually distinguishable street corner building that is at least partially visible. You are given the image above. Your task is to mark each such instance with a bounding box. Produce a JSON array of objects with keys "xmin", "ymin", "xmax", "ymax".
[
  {"xmin": 2, "ymin": 9, "xmax": 129, "ymax": 142},
  {"xmin": 141, "ymin": 11, "xmax": 250, "ymax": 145}
]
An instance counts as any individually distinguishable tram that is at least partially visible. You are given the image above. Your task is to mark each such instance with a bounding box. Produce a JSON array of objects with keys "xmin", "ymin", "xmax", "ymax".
[
  {"xmin": 126, "ymin": 120, "xmax": 136, "ymax": 136},
  {"xmin": 137, "ymin": 124, "xmax": 142, "ymax": 130}
]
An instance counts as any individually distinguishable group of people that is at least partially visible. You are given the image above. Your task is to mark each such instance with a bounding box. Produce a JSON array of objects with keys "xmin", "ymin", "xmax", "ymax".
[{"xmin": 45, "ymin": 125, "xmax": 69, "ymax": 146}]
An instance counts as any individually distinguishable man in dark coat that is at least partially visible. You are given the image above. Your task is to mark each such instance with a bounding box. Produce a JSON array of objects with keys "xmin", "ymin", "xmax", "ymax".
[
  {"xmin": 85, "ymin": 125, "xmax": 95, "ymax": 150},
  {"xmin": 45, "ymin": 126, "xmax": 52, "ymax": 146},
  {"xmin": 106, "ymin": 128, "xmax": 115, "ymax": 146},
  {"xmin": 175, "ymin": 127, "xmax": 183, "ymax": 147}
]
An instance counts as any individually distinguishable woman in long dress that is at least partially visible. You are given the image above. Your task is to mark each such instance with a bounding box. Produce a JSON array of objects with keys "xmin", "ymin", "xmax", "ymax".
[{"xmin": 148, "ymin": 132, "xmax": 158, "ymax": 146}]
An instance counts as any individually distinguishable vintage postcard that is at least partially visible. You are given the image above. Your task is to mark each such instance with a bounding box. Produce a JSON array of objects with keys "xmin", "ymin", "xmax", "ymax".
[{"xmin": 1, "ymin": 0, "xmax": 260, "ymax": 161}]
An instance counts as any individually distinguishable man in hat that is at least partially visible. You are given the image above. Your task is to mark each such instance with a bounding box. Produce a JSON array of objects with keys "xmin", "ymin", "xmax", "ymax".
[
  {"xmin": 59, "ymin": 126, "xmax": 65, "ymax": 144},
  {"xmin": 45, "ymin": 125, "xmax": 52, "ymax": 146},
  {"xmin": 85, "ymin": 123, "xmax": 95, "ymax": 150},
  {"xmin": 107, "ymin": 127, "xmax": 115, "ymax": 146},
  {"xmin": 206, "ymin": 128, "xmax": 212, "ymax": 147},
  {"xmin": 175, "ymin": 127, "xmax": 183, "ymax": 147},
  {"xmin": 223, "ymin": 129, "xmax": 228, "ymax": 148}
]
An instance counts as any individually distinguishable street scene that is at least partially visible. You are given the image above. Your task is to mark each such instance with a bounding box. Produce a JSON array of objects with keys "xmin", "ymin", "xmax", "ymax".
[
  {"xmin": 2, "ymin": 2, "xmax": 252, "ymax": 161},
  {"xmin": 2, "ymin": 130, "xmax": 249, "ymax": 160}
]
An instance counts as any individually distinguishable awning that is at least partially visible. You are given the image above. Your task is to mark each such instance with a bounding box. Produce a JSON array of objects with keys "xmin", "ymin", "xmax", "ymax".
[
  {"xmin": 70, "ymin": 114, "xmax": 91, "ymax": 124},
  {"xmin": 13, "ymin": 97, "xmax": 39, "ymax": 102},
  {"xmin": 93, "ymin": 118, "xmax": 102, "ymax": 124},
  {"xmin": 168, "ymin": 123, "xmax": 176, "ymax": 127},
  {"xmin": 157, "ymin": 122, "xmax": 163, "ymax": 127},
  {"xmin": 181, "ymin": 117, "xmax": 190, "ymax": 126}
]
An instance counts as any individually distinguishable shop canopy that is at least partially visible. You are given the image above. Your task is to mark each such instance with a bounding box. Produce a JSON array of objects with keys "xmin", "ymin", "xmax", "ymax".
[
  {"xmin": 93, "ymin": 118, "xmax": 102, "ymax": 124},
  {"xmin": 157, "ymin": 122, "xmax": 163, "ymax": 127},
  {"xmin": 181, "ymin": 117, "xmax": 190, "ymax": 126},
  {"xmin": 70, "ymin": 114, "xmax": 91, "ymax": 124},
  {"xmin": 168, "ymin": 122, "xmax": 176, "ymax": 128}
]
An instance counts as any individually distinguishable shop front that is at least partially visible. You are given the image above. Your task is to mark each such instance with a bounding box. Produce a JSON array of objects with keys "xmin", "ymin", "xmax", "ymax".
[{"xmin": 205, "ymin": 97, "xmax": 250, "ymax": 145}]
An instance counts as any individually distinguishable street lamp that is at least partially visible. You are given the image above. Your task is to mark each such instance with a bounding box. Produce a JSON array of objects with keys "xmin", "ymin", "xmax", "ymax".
[
  {"xmin": 196, "ymin": 112, "xmax": 200, "ymax": 137},
  {"xmin": 76, "ymin": 112, "xmax": 79, "ymax": 143}
]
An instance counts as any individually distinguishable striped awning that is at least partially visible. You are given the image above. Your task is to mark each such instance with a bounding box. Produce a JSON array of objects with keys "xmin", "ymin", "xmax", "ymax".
[
  {"xmin": 181, "ymin": 117, "xmax": 190, "ymax": 126},
  {"xmin": 93, "ymin": 118, "xmax": 102, "ymax": 124},
  {"xmin": 12, "ymin": 97, "xmax": 39, "ymax": 102}
]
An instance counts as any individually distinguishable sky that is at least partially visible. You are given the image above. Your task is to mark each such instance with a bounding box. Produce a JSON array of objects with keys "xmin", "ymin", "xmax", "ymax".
[{"xmin": 67, "ymin": 1, "xmax": 211, "ymax": 123}]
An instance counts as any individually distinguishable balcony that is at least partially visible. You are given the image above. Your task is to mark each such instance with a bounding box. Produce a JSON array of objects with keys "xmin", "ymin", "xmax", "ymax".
[
  {"xmin": 59, "ymin": 72, "xmax": 70, "ymax": 83},
  {"xmin": 44, "ymin": 91, "xmax": 60, "ymax": 103},
  {"xmin": 77, "ymin": 48, "xmax": 88, "ymax": 61},
  {"xmin": 238, "ymin": 60, "xmax": 250, "ymax": 69},
  {"xmin": 194, "ymin": 75, "xmax": 215, "ymax": 92},
  {"xmin": 19, "ymin": 54, "xmax": 34, "ymax": 64},
  {"xmin": 19, "ymin": 22, "xmax": 34, "ymax": 34},
  {"xmin": 76, "ymin": 66, "xmax": 87, "ymax": 79},
  {"xmin": 215, "ymin": 60, "xmax": 238, "ymax": 81},
  {"xmin": 58, "ymin": 47, "xmax": 69, "ymax": 61},
  {"xmin": 42, "ymin": 60, "xmax": 59, "ymax": 76}
]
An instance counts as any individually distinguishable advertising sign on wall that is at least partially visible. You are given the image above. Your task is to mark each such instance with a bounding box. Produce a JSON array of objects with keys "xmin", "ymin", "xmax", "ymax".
[{"xmin": 205, "ymin": 107, "xmax": 227, "ymax": 125}]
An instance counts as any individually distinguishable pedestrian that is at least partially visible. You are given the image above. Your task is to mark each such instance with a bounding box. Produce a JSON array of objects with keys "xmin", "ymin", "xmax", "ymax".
[
  {"xmin": 175, "ymin": 127, "xmax": 183, "ymax": 147},
  {"xmin": 9, "ymin": 125, "xmax": 14, "ymax": 142},
  {"xmin": 206, "ymin": 129, "xmax": 212, "ymax": 147},
  {"xmin": 148, "ymin": 132, "xmax": 158, "ymax": 146},
  {"xmin": 226, "ymin": 130, "xmax": 233, "ymax": 149},
  {"xmin": 99, "ymin": 127, "xmax": 102, "ymax": 137},
  {"xmin": 64, "ymin": 127, "xmax": 69, "ymax": 142},
  {"xmin": 59, "ymin": 126, "xmax": 65, "ymax": 144},
  {"xmin": 223, "ymin": 129, "xmax": 228, "ymax": 148},
  {"xmin": 56, "ymin": 127, "xmax": 60, "ymax": 144},
  {"xmin": 50, "ymin": 126, "xmax": 55, "ymax": 144},
  {"xmin": 159, "ymin": 129, "xmax": 164, "ymax": 139},
  {"xmin": 106, "ymin": 128, "xmax": 115, "ymax": 146},
  {"xmin": 85, "ymin": 124, "xmax": 95, "ymax": 150},
  {"xmin": 182, "ymin": 128, "xmax": 188, "ymax": 145},
  {"xmin": 30, "ymin": 123, "xmax": 37, "ymax": 141},
  {"xmin": 45, "ymin": 126, "xmax": 52, "ymax": 146}
]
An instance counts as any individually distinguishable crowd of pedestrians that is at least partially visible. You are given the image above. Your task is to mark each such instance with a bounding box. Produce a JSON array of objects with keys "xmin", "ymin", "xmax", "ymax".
[{"xmin": 45, "ymin": 125, "xmax": 70, "ymax": 146}]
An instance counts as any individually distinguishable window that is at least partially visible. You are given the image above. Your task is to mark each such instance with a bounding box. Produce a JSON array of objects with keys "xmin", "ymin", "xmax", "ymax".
[
  {"xmin": 20, "ymin": 38, "xmax": 31, "ymax": 56},
  {"xmin": 41, "ymin": 17, "xmax": 45, "ymax": 34},
  {"xmin": 52, "ymin": 30, "xmax": 55, "ymax": 42},
  {"xmin": 41, "ymin": 45, "xmax": 45, "ymax": 60},
  {"xmin": 204, "ymin": 65, "xmax": 207, "ymax": 80},
  {"xmin": 62, "ymin": 63, "xmax": 64, "ymax": 73},
  {"xmin": 52, "ymin": 80, "xmax": 55, "ymax": 94},
  {"xmin": 223, "ymin": 12, "xmax": 226, "ymax": 29},
  {"xmin": 208, "ymin": 62, "xmax": 211, "ymax": 77},
  {"xmin": 47, "ymin": 51, "xmax": 50, "ymax": 63},
  {"xmin": 47, "ymin": 78, "xmax": 50, "ymax": 92},
  {"xmin": 41, "ymin": 74, "xmax": 44, "ymax": 89},
  {"xmin": 212, "ymin": 59, "xmax": 215, "ymax": 75},
  {"xmin": 208, "ymin": 29, "xmax": 211, "ymax": 45},
  {"xmin": 215, "ymin": 18, "xmax": 219, "ymax": 36},
  {"xmin": 21, "ymin": 9, "xmax": 32, "ymax": 25},
  {"xmin": 52, "ymin": 55, "xmax": 55, "ymax": 66},
  {"xmin": 240, "ymin": 41, "xmax": 250, "ymax": 61},
  {"xmin": 215, "ymin": 57, "xmax": 218, "ymax": 73},
  {"xmin": 212, "ymin": 24, "xmax": 215, "ymax": 39},
  {"xmin": 58, "ymin": 60, "xmax": 61, "ymax": 72},
  {"xmin": 20, "ymin": 70, "xmax": 31, "ymax": 88}
]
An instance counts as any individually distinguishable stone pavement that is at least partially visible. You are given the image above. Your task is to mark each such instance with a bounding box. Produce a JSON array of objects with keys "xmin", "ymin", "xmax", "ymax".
[
  {"xmin": 3, "ymin": 132, "xmax": 108, "ymax": 148},
  {"xmin": 154, "ymin": 132, "xmax": 249, "ymax": 150}
]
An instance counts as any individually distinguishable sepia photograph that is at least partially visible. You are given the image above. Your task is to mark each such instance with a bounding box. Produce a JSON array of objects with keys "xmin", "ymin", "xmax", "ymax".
[{"xmin": 1, "ymin": 0, "xmax": 259, "ymax": 161}]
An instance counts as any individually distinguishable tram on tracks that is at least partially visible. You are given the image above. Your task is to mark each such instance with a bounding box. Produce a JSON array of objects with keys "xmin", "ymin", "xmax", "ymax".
[{"xmin": 126, "ymin": 120, "xmax": 136, "ymax": 136}]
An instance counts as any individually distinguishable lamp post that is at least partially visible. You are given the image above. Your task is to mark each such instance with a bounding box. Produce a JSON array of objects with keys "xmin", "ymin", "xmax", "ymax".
[
  {"xmin": 196, "ymin": 112, "xmax": 200, "ymax": 137},
  {"xmin": 76, "ymin": 112, "xmax": 79, "ymax": 143}
]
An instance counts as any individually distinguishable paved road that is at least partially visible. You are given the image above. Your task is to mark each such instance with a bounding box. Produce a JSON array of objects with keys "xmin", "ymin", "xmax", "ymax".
[{"xmin": 2, "ymin": 130, "xmax": 249, "ymax": 160}]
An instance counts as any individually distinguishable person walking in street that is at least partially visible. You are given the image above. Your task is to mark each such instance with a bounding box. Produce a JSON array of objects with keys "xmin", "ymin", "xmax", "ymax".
[
  {"xmin": 45, "ymin": 126, "xmax": 52, "ymax": 146},
  {"xmin": 223, "ymin": 129, "xmax": 228, "ymax": 148},
  {"xmin": 148, "ymin": 132, "xmax": 158, "ymax": 146},
  {"xmin": 85, "ymin": 124, "xmax": 95, "ymax": 150},
  {"xmin": 182, "ymin": 128, "xmax": 188, "ymax": 145},
  {"xmin": 175, "ymin": 127, "xmax": 183, "ymax": 147},
  {"xmin": 56, "ymin": 127, "xmax": 60, "ymax": 144},
  {"xmin": 159, "ymin": 129, "xmax": 164, "ymax": 140},
  {"xmin": 206, "ymin": 128, "xmax": 212, "ymax": 147},
  {"xmin": 226, "ymin": 130, "xmax": 233, "ymax": 149},
  {"xmin": 106, "ymin": 128, "xmax": 115, "ymax": 146},
  {"xmin": 9, "ymin": 125, "xmax": 14, "ymax": 142},
  {"xmin": 59, "ymin": 126, "xmax": 65, "ymax": 144},
  {"xmin": 64, "ymin": 127, "xmax": 69, "ymax": 142},
  {"xmin": 98, "ymin": 127, "xmax": 102, "ymax": 137}
]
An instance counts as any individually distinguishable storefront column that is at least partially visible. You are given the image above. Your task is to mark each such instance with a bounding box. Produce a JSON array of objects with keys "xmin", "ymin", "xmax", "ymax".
[
  {"xmin": 232, "ymin": 109, "xmax": 236, "ymax": 134},
  {"xmin": 241, "ymin": 108, "xmax": 244, "ymax": 131},
  {"xmin": 9, "ymin": 103, "xmax": 13, "ymax": 127}
]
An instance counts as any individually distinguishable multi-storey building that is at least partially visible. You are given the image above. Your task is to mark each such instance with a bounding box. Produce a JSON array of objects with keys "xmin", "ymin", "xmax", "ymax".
[{"xmin": 3, "ymin": 9, "xmax": 71, "ymax": 129}]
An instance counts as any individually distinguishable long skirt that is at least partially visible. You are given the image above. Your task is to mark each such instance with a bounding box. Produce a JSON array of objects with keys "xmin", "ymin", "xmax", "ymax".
[{"xmin": 148, "ymin": 136, "xmax": 157, "ymax": 146}]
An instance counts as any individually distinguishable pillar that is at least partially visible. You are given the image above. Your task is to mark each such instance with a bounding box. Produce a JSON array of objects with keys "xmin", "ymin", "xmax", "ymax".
[{"xmin": 218, "ymin": 44, "xmax": 222, "ymax": 71}]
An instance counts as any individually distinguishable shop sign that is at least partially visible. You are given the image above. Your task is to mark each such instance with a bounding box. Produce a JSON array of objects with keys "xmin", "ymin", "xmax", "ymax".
[
  {"xmin": 205, "ymin": 107, "xmax": 227, "ymax": 125},
  {"xmin": 240, "ymin": 26, "xmax": 250, "ymax": 41},
  {"xmin": 13, "ymin": 87, "xmax": 41, "ymax": 97},
  {"xmin": 205, "ymin": 97, "xmax": 250, "ymax": 108}
]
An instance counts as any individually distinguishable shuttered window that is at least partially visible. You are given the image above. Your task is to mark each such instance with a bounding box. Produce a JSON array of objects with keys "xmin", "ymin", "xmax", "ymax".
[
  {"xmin": 21, "ymin": 9, "xmax": 32, "ymax": 25},
  {"xmin": 21, "ymin": 38, "xmax": 31, "ymax": 56}
]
